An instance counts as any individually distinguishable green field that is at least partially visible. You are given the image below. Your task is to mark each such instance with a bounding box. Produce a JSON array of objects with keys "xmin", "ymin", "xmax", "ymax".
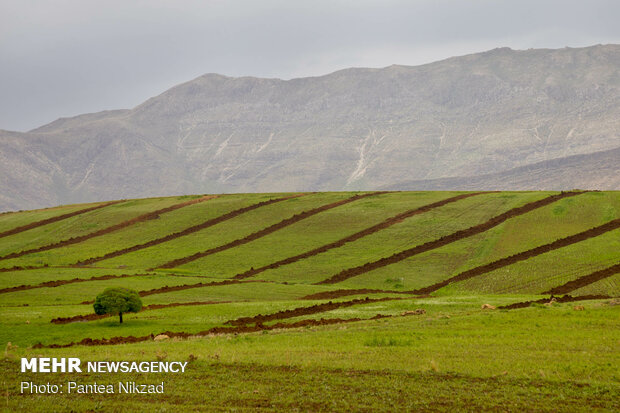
[{"xmin": 1, "ymin": 191, "xmax": 619, "ymax": 411}]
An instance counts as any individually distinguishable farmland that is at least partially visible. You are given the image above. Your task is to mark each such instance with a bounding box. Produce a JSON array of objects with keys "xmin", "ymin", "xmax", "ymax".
[{"xmin": 1, "ymin": 191, "xmax": 619, "ymax": 411}]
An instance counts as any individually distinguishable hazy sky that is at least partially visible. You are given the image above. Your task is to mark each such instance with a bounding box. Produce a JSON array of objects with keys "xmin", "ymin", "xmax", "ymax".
[{"xmin": 1, "ymin": 0, "xmax": 619, "ymax": 131}]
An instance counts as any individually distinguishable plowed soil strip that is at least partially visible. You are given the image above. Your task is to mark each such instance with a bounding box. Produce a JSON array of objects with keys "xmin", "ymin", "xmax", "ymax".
[
  {"xmin": 57, "ymin": 293, "xmax": 420, "ymax": 325},
  {"xmin": 78, "ymin": 279, "xmax": 263, "ymax": 304},
  {"xmin": 139, "ymin": 279, "xmax": 261, "ymax": 297},
  {"xmin": 0, "ymin": 273, "xmax": 154, "ymax": 294},
  {"xmin": 158, "ymin": 192, "xmax": 388, "ymax": 269},
  {"xmin": 317, "ymin": 191, "xmax": 584, "ymax": 285},
  {"xmin": 0, "ymin": 201, "xmax": 122, "ymax": 239},
  {"xmin": 498, "ymin": 294, "xmax": 612, "ymax": 310},
  {"xmin": 233, "ymin": 192, "xmax": 486, "ymax": 280},
  {"xmin": 0, "ymin": 264, "xmax": 48, "ymax": 273},
  {"xmin": 35, "ymin": 313, "xmax": 398, "ymax": 348},
  {"xmin": 301, "ymin": 289, "xmax": 421, "ymax": 300},
  {"xmin": 0, "ymin": 196, "xmax": 217, "ymax": 261},
  {"xmin": 51, "ymin": 300, "xmax": 237, "ymax": 324},
  {"xmin": 543, "ymin": 263, "xmax": 620, "ymax": 295},
  {"xmin": 75, "ymin": 194, "xmax": 304, "ymax": 266},
  {"xmin": 226, "ymin": 296, "xmax": 411, "ymax": 326},
  {"xmin": 412, "ymin": 218, "xmax": 620, "ymax": 295}
]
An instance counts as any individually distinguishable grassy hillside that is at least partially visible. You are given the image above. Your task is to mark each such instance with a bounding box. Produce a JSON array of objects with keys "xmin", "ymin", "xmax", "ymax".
[{"xmin": 1, "ymin": 191, "xmax": 618, "ymax": 411}]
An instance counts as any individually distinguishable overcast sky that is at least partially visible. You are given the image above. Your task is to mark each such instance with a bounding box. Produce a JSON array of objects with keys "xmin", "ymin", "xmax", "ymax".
[{"xmin": 1, "ymin": 0, "xmax": 619, "ymax": 131}]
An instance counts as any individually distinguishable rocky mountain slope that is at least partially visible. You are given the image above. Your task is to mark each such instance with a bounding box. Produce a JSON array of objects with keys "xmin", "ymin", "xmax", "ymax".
[
  {"xmin": 384, "ymin": 146, "xmax": 620, "ymax": 191},
  {"xmin": 1, "ymin": 45, "xmax": 619, "ymax": 211}
]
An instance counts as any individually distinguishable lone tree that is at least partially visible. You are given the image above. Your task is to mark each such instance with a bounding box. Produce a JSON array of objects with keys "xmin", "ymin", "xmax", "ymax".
[{"xmin": 93, "ymin": 287, "xmax": 142, "ymax": 324}]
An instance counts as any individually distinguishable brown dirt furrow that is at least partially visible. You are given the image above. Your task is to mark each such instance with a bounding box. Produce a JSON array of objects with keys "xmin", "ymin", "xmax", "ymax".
[
  {"xmin": 233, "ymin": 192, "xmax": 487, "ymax": 280},
  {"xmin": 143, "ymin": 300, "xmax": 235, "ymax": 310},
  {"xmin": 225, "ymin": 296, "xmax": 409, "ymax": 326},
  {"xmin": 158, "ymin": 192, "xmax": 388, "ymax": 269},
  {"xmin": 138, "ymin": 279, "xmax": 262, "ymax": 297},
  {"xmin": 51, "ymin": 313, "xmax": 108, "ymax": 324},
  {"xmin": 0, "ymin": 264, "xmax": 48, "ymax": 273},
  {"xmin": 543, "ymin": 263, "xmax": 620, "ymax": 295},
  {"xmin": 74, "ymin": 194, "xmax": 304, "ymax": 266},
  {"xmin": 78, "ymin": 279, "xmax": 263, "ymax": 304},
  {"xmin": 35, "ymin": 313, "xmax": 396, "ymax": 348},
  {"xmin": 0, "ymin": 196, "xmax": 217, "ymax": 261},
  {"xmin": 412, "ymin": 218, "xmax": 620, "ymax": 295},
  {"xmin": 0, "ymin": 201, "xmax": 123, "ymax": 239},
  {"xmin": 317, "ymin": 191, "xmax": 585, "ymax": 285},
  {"xmin": 0, "ymin": 273, "xmax": 153, "ymax": 294},
  {"xmin": 301, "ymin": 289, "xmax": 422, "ymax": 300},
  {"xmin": 50, "ymin": 300, "xmax": 236, "ymax": 324},
  {"xmin": 498, "ymin": 294, "xmax": 612, "ymax": 310}
]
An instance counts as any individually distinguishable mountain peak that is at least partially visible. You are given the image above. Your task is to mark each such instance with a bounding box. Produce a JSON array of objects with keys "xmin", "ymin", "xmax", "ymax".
[{"xmin": 2, "ymin": 44, "xmax": 619, "ymax": 211}]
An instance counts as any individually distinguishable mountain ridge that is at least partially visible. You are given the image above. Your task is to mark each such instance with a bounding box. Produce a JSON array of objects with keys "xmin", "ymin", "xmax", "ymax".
[
  {"xmin": 1, "ymin": 44, "xmax": 619, "ymax": 211},
  {"xmin": 384, "ymin": 145, "xmax": 620, "ymax": 191}
]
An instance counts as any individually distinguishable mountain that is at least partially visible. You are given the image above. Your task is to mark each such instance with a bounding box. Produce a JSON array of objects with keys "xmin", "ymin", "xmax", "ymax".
[
  {"xmin": 1, "ymin": 45, "xmax": 619, "ymax": 211},
  {"xmin": 384, "ymin": 146, "xmax": 620, "ymax": 191}
]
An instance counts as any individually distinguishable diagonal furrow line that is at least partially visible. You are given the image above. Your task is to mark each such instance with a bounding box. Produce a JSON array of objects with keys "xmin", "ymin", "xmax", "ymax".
[
  {"xmin": 157, "ymin": 192, "xmax": 388, "ymax": 269},
  {"xmin": 233, "ymin": 192, "xmax": 489, "ymax": 280},
  {"xmin": 138, "ymin": 279, "xmax": 259, "ymax": 297},
  {"xmin": 0, "ymin": 196, "xmax": 217, "ymax": 261},
  {"xmin": 492, "ymin": 257, "xmax": 620, "ymax": 294},
  {"xmin": 225, "ymin": 296, "xmax": 408, "ymax": 326},
  {"xmin": 36, "ymin": 313, "xmax": 406, "ymax": 348},
  {"xmin": 0, "ymin": 265, "xmax": 48, "ymax": 272},
  {"xmin": 543, "ymin": 263, "xmax": 620, "ymax": 295},
  {"xmin": 0, "ymin": 200, "xmax": 123, "ymax": 239},
  {"xmin": 300, "ymin": 289, "xmax": 419, "ymax": 300},
  {"xmin": 74, "ymin": 194, "xmax": 304, "ymax": 266},
  {"xmin": 498, "ymin": 294, "xmax": 612, "ymax": 310},
  {"xmin": 51, "ymin": 300, "xmax": 238, "ymax": 324},
  {"xmin": 412, "ymin": 219, "xmax": 620, "ymax": 295},
  {"xmin": 0, "ymin": 273, "xmax": 154, "ymax": 294},
  {"xmin": 80, "ymin": 280, "xmax": 262, "ymax": 304},
  {"xmin": 78, "ymin": 279, "xmax": 265, "ymax": 304},
  {"xmin": 316, "ymin": 191, "xmax": 585, "ymax": 285},
  {"xmin": 51, "ymin": 296, "xmax": 413, "ymax": 325}
]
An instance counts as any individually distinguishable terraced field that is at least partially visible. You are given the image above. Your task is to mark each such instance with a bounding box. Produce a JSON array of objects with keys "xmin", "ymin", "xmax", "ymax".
[{"xmin": 1, "ymin": 191, "xmax": 619, "ymax": 411}]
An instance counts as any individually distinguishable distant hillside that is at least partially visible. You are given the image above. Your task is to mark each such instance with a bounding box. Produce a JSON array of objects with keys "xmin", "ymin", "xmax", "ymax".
[
  {"xmin": 1, "ymin": 44, "xmax": 619, "ymax": 211},
  {"xmin": 385, "ymin": 146, "xmax": 620, "ymax": 191}
]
